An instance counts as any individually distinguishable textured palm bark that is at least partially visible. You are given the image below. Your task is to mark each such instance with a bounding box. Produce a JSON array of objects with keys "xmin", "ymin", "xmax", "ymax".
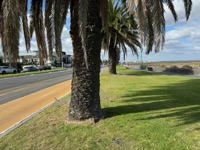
[
  {"xmin": 68, "ymin": 0, "xmax": 102, "ymax": 122},
  {"xmin": 109, "ymin": 39, "xmax": 117, "ymax": 74}
]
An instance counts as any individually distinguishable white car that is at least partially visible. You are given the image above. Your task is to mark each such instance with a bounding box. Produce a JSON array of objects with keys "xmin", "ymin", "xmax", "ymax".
[
  {"xmin": 0, "ymin": 66, "xmax": 17, "ymax": 75},
  {"xmin": 22, "ymin": 65, "xmax": 39, "ymax": 72}
]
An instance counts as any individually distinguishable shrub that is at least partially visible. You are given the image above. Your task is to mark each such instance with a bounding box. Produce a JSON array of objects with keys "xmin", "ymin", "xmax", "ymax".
[
  {"xmin": 140, "ymin": 64, "xmax": 147, "ymax": 70},
  {"xmin": 180, "ymin": 65, "xmax": 194, "ymax": 75},
  {"xmin": 164, "ymin": 65, "xmax": 194, "ymax": 75},
  {"xmin": 182, "ymin": 65, "xmax": 193, "ymax": 70},
  {"xmin": 164, "ymin": 65, "xmax": 179, "ymax": 73}
]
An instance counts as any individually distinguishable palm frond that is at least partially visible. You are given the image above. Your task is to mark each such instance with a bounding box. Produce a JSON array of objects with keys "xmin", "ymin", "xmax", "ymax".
[
  {"xmin": 53, "ymin": 0, "xmax": 69, "ymax": 60},
  {"xmin": 2, "ymin": 0, "xmax": 20, "ymax": 66},
  {"xmin": 100, "ymin": 0, "xmax": 109, "ymax": 48},
  {"xmin": 30, "ymin": 0, "xmax": 47, "ymax": 65},
  {"xmin": 45, "ymin": 0, "xmax": 54, "ymax": 60},
  {"xmin": 182, "ymin": 0, "xmax": 192, "ymax": 20},
  {"xmin": 0, "ymin": 0, "xmax": 3, "ymax": 38},
  {"xmin": 125, "ymin": 0, "xmax": 192, "ymax": 54},
  {"xmin": 19, "ymin": 0, "xmax": 31, "ymax": 52},
  {"xmin": 164, "ymin": 0, "xmax": 178, "ymax": 22},
  {"xmin": 153, "ymin": 0, "xmax": 165, "ymax": 53}
]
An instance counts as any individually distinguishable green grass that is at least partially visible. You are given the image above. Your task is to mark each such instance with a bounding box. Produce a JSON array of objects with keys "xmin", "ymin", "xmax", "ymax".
[
  {"xmin": 0, "ymin": 66, "xmax": 199, "ymax": 150},
  {"xmin": 0, "ymin": 68, "xmax": 66, "ymax": 79}
]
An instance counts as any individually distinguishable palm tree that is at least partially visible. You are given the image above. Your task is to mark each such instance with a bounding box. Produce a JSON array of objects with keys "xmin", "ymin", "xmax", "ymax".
[
  {"xmin": 68, "ymin": 0, "xmax": 102, "ymax": 121},
  {"xmin": 102, "ymin": 0, "xmax": 141, "ymax": 74},
  {"xmin": 36, "ymin": 0, "xmax": 103, "ymax": 121}
]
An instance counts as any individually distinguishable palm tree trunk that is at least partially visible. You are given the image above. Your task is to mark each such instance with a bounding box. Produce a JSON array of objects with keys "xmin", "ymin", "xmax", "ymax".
[
  {"xmin": 109, "ymin": 39, "xmax": 117, "ymax": 74},
  {"xmin": 68, "ymin": 0, "xmax": 102, "ymax": 122}
]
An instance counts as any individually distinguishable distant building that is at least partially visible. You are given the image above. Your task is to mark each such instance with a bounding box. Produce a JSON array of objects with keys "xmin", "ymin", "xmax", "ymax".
[
  {"xmin": 19, "ymin": 55, "xmax": 39, "ymax": 64},
  {"xmin": 51, "ymin": 51, "xmax": 72, "ymax": 65}
]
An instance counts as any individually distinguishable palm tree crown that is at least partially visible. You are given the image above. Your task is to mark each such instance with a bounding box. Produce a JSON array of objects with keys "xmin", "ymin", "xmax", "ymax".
[{"xmin": 102, "ymin": 0, "xmax": 141, "ymax": 58}]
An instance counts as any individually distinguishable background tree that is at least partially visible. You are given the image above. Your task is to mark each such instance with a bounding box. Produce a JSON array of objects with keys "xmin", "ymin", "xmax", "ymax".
[{"xmin": 102, "ymin": 0, "xmax": 141, "ymax": 74}]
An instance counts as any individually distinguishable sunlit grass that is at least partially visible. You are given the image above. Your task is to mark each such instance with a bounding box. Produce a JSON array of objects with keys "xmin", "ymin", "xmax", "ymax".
[{"xmin": 0, "ymin": 66, "xmax": 199, "ymax": 149}]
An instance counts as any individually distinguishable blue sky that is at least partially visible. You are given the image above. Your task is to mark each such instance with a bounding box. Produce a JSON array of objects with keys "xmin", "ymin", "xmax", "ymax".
[{"xmin": 1, "ymin": 0, "xmax": 200, "ymax": 62}]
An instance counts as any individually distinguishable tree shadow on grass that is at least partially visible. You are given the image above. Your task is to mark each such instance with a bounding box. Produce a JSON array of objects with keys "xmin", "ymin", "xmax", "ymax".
[{"xmin": 104, "ymin": 79, "xmax": 200, "ymax": 126}]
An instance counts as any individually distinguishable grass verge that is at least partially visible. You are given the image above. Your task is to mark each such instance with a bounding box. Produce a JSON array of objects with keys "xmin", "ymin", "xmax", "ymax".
[
  {"xmin": 0, "ymin": 68, "xmax": 66, "ymax": 79},
  {"xmin": 0, "ymin": 66, "xmax": 199, "ymax": 149}
]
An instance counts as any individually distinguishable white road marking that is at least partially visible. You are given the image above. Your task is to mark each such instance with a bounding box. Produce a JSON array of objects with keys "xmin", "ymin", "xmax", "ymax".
[{"xmin": 39, "ymin": 91, "xmax": 56, "ymax": 99}]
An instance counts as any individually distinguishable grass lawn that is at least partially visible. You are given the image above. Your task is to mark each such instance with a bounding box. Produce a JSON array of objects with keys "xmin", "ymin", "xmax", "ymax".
[
  {"xmin": 0, "ymin": 66, "xmax": 199, "ymax": 150},
  {"xmin": 0, "ymin": 68, "xmax": 66, "ymax": 79}
]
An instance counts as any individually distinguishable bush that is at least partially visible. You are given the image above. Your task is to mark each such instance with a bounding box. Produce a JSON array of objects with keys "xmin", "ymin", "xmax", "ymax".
[
  {"xmin": 164, "ymin": 65, "xmax": 194, "ymax": 75},
  {"xmin": 140, "ymin": 64, "xmax": 147, "ymax": 70},
  {"xmin": 160, "ymin": 64, "xmax": 166, "ymax": 68},
  {"xmin": 164, "ymin": 65, "xmax": 179, "ymax": 73},
  {"xmin": 180, "ymin": 65, "xmax": 194, "ymax": 75},
  {"xmin": 182, "ymin": 65, "xmax": 193, "ymax": 70}
]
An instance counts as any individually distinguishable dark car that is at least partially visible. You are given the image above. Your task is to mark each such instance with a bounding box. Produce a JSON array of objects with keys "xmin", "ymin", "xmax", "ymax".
[{"xmin": 38, "ymin": 65, "xmax": 51, "ymax": 71}]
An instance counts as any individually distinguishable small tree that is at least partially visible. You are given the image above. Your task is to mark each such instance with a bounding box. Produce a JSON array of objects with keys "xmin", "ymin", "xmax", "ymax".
[{"xmin": 102, "ymin": 0, "xmax": 141, "ymax": 74}]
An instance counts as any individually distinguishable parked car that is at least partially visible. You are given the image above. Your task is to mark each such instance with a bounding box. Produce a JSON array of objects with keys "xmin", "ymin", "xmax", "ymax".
[
  {"xmin": 37, "ymin": 65, "xmax": 52, "ymax": 71},
  {"xmin": 0, "ymin": 66, "xmax": 17, "ymax": 75},
  {"xmin": 64, "ymin": 63, "xmax": 72, "ymax": 68},
  {"xmin": 22, "ymin": 65, "xmax": 39, "ymax": 72}
]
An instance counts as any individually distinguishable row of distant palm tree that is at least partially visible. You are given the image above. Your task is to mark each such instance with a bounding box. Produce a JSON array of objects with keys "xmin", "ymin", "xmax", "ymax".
[{"xmin": 0, "ymin": 0, "xmax": 192, "ymax": 122}]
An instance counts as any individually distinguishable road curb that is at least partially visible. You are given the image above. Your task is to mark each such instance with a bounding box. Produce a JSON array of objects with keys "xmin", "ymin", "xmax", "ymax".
[{"xmin": 0, "ymin": 91, "xmax": 71, "ymax": 139}]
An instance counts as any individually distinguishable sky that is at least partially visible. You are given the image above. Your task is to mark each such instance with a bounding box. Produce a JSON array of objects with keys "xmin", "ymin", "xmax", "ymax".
[{"xmin": 0, "ymin": 0, "xmax": 200, "ymax": 62}]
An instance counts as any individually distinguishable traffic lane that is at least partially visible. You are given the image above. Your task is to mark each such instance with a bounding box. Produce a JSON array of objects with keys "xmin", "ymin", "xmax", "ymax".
[
  {"xmin": 0, "ymin": 72, "xmax": 72, "ymax": 105},
  {"xmin": 0, "ymin": 69, "xmax": 72, "ymax": 91}
]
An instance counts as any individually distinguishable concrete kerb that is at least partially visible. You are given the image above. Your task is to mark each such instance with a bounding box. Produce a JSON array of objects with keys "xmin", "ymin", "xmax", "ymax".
[
  {"xmin": 0, "ymin": 91, "xmax": 71, "ymax": 139},
  {"xmin": 100, "ymin": 66, "xmax": 108, "ymax": 74}
]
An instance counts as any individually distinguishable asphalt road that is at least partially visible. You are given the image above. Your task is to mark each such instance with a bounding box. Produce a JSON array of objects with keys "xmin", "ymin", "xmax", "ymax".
[{"xmin": 0, "ymin": 69, "xmax": 72, "ymax": 105}]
